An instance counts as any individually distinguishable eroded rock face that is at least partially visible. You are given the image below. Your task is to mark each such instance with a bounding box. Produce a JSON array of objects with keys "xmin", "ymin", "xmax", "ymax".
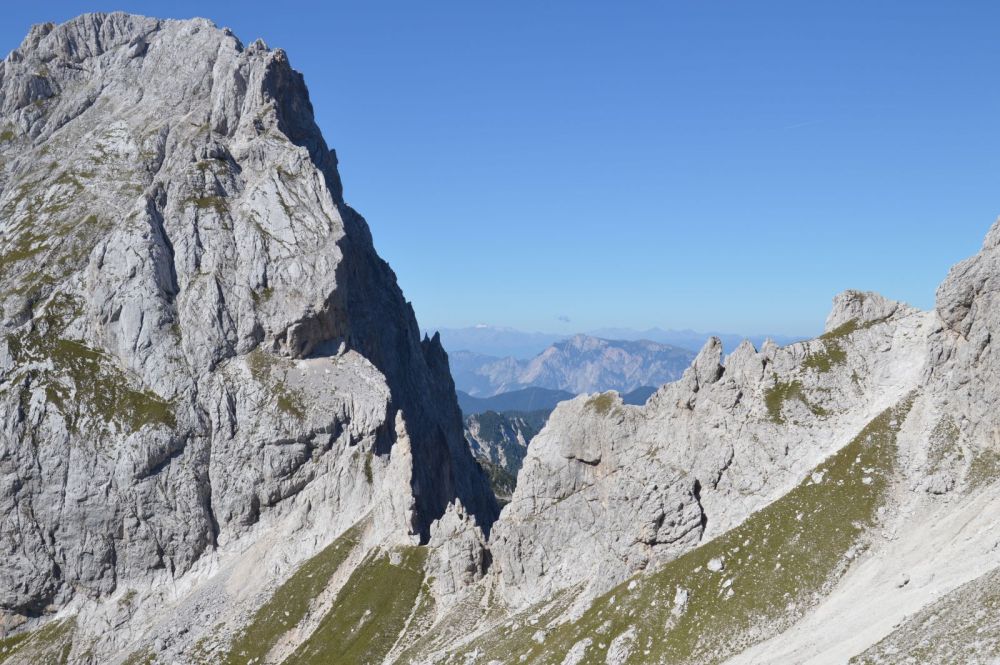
[
  {"xmin": 426, "ymin": 500, "xmax": 490, "ymax": 604},
  {"xmin": 923, "ymin": 218, "xmax": 1000, "ymax": 490},
  {"xmin": 0, "ymin": 13, "xmax": 495, "ymax": 619}
]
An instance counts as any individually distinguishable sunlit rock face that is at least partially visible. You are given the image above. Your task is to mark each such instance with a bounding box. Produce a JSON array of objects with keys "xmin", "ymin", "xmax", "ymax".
[{"xmin": 0, "ymin": 12, "xmax": 495, "ymax": 621}]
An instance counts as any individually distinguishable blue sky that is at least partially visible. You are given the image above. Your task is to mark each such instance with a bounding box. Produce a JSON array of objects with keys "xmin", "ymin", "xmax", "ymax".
[{"xmin": 4, "ymin": 2, "xmax": 999, "ymax": 337}]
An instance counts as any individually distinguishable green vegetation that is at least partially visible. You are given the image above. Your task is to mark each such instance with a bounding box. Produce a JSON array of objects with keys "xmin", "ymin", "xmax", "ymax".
[
  {"xmin": 121, "ymin": 649, "xmax": 156, "ymax": 665},
  {"xmin": 53, "ymin": 171, "xmax": 85, "ymax": 191},
  {"xmin": 247, "ymin": 348, "xmax": 308, "ymax": 420},
  {"xmin": 0, "ymin": 168, "xmax": 113, "ymax": 299},
  {"xmin": 967, "ymin": 448, "xmax": 1000, "ymax": 489},
  {"xmin": 465, "ymin": 410, "xmax": 546, "ymax": 501},
  {"xmin": 0, "ymin": 631, "xmax": 31, "ymax": 663},
  {"xmin": 190, "ymin": 195, "xmax": 229, "ymax": 215},
  {"xmin": 276, "ymin": 190, "xmax": 296, "ymax": 220},
  {"xmin": 222, "ymin": 522, "xmax": 363, "ymax": 665},
  {"xmin": 250, "ymin": 285, "xmax": 274, "ymax": 305},
  {"xmin": 276, "ymin": 391, "xmax": 306, "ymax": 418},
  {"xmin": 462, "ymin": 398, "xmax": 912, "ymax": 664},
  {"xmin": 926, "ymin": 415, "xmax": 961, "ymax": 475},
  {"xmin": 194, "ymin": 159, "xmax": 227, "ymax": 175},
  {"xmin": 802, "ymin": 319, "xmax": 857, "ymax": 374},
  {"xmin": 246, "ymin": 347, "xmax": 276, "ymax": 380},
  {"xmin": 481, "ymin": 460, "xmax": 517, "ymax": 503},
  {"xmin": 802, "ymin": 339, "xmax": 847, "ymax": 373},
  {"xmin": 6, "ymin": 293, "xmax": 175, "ymax": 433},
  {"xmin": 0, "ymin": 619, "xmax": 75, "ymax": 664},
  {"xmin": 587, "ymin": 392, "xmax": 616, "ymax": 415},
  {"xmin": 395, "ymin": 586, "xmax": 511, "ymax": 664},
  {"xmin": 471, "ymin": 410, "xmax": 544, "ymax": 443},
  {"xmin": 765, "ymin": 379, "xmax": 828, "ymax": 424},
  {"xmin": 0, "ymin": 129, "xmax": 14, "ymax": 143},
  {"xmin": 289, "ymin": 547, "xmax": 429, "ymax": 665},
  {"xmin": 802, "ymin": 317, "xmax": 891, "ymax": 374},
  {"xmin": 851, "ymin": 566, "xmax": 1000, "ymax": 664},
  {"xmin": 0, "ymin": 229, "xmax": 49, "ymax": 276},
  {"xmin": 364, "ymin": 450, "xmax": 374, "ymax": 484}
]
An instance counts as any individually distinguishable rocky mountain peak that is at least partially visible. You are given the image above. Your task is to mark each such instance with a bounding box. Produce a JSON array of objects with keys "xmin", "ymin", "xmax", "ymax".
[
  {"xmin": 0, "ymin": 12, "xmax": 495, "ymax": 629},
  {"xmin": 824, "ymin": 289, "xmax": 902, "ymax": 333},
  {"xmin": 936, "ymin": 217, "xmax": 1000, "ymax": 339}
]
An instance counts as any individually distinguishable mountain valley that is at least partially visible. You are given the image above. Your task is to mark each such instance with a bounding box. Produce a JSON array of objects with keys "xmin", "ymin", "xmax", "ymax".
[{"xmin": 0, "ymin": 13, "xmax": 998, "ymax": 665}]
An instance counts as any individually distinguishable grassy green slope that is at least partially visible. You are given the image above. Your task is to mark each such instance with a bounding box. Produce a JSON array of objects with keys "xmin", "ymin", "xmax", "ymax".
[
  {"xmin": 0, "ymin": 619, "xmax": 75, "ymax": 665},
  {"xmin": 220, "ymin": 522, "xmax": 364, "ymax": 665},
  {"xmin": 287, "ymin": 547, "xmax": 430, "ymax": 665}
]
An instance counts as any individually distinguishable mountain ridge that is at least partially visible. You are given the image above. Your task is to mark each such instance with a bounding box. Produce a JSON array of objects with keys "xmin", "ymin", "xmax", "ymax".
[
  {"xmin": 450, "ymin": 333, "xmax": 695, "ymax": 396},
  {"xmin": 433, "ymin": 324, "xmax": 804, "ymax": 359}
]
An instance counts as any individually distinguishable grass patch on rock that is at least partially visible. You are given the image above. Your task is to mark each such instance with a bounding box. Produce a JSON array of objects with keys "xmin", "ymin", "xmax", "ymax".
[
  {"xmin": 586, "ymin": 393, "xmax": 616, "ymax": 415},
  {"xmin": 6, "ymin": 294, "xmax": 174, "ymax": 433},
  {"xmin": 926, "ymin": 415, "xmax": 961, "ymax": 475},
  {"xmin": 221, "ymin": 522, "xmax": 363, "ymax": 665},
  {"xmin": 189, "ymin": 195, "xmax": 229, "ymax": 215},
  {"xmin": 246, "ymin": 348, "xmax": 309, "ymax": 420},
  {"xmin": 967, "ymin": 448, "xmax": 1000, "ymax": 489},
  {"xmin": 121, "ymin": 648, "xmax": 156, "ymax": 665},
  {"xmin": 765, "ymin": 380, "xmax": 828, "ymax": 424},
  {"xmin": 0, "ymin": 632, "xmax": 31, "ymax": 663},
  {"xmin": 289, "ymin": 546, "xmax": 429, "ymax": 665},
  {"xmin": 851, "ymin": 565, "xmax": 1000, "ymax": 664},
  {"xmin": 0, "ymin": 618, "xmax": 75, "ymax": 664}
]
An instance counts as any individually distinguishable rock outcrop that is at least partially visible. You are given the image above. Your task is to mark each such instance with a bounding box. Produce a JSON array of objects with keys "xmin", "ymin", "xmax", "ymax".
[{"xmin": 0, "ymin": 11, "xmax": 495, "ymax": 635}]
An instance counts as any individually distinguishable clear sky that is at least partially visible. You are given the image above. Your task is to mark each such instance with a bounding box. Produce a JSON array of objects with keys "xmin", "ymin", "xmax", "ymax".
[{"xmin": 4, "ymin": 2, "xmax": 999, "ymax": 337}]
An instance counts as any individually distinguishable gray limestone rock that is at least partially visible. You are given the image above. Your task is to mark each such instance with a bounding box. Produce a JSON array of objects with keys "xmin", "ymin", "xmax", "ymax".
[{"xmin": 0, "ymin": 12, "xmax": 496, "ymax": 624}]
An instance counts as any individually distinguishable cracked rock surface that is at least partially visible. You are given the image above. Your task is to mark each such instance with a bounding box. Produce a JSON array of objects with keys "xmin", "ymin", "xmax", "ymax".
[{"xmin": 0, "ymin": 11, "xmax": 496, "ymax": 624}]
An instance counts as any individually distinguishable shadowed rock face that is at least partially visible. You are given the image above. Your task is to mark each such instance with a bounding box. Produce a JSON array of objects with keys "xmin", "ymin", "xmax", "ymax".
[{"xmin": 0, "ymin": 12, "xmax": 495, "ymax": 617}]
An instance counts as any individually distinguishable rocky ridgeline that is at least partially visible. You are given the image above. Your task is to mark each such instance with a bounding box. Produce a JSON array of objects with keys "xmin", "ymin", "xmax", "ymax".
[{"xmin": 1, "ymin": 13, "xmax": 1000, "ymax": 665}]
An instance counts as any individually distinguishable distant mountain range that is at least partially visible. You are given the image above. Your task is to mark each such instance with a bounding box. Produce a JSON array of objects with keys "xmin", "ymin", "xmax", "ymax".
[
  {"xmin": 587, "ymin": 327, "xmax": 805, "ymax": 354},
  {"xmin": 433, "ymin": 326, "xmax": 564, "ymax": 359},
  {"xmin": 432, "ymin": 324, "xmax": 805, "ymax": 359},
  {"xmin": 449, "ymin": 334, "xmax": 695, "ymax": 397}
]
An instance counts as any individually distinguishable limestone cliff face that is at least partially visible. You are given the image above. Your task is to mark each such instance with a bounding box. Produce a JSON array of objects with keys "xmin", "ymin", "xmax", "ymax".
[{"xmin": 0, "ymin": 12, "xmax": 495, "ymax": 621}]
